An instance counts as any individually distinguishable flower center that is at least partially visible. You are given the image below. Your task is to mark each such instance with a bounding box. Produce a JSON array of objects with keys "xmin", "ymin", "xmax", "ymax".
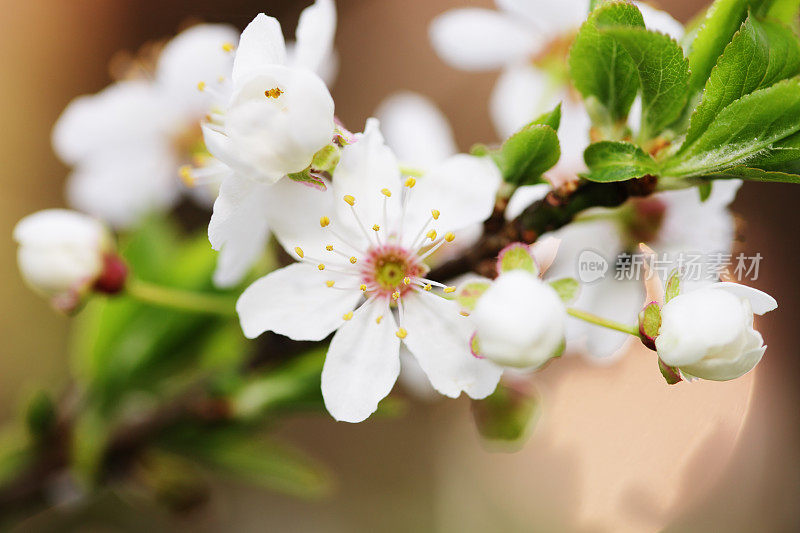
[{"xmin": 363, "ymin": 244, "xmax": 427, "ymax": 297}]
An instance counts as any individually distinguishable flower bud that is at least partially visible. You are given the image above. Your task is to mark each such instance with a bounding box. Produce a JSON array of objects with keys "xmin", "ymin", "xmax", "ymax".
[
  {"xmin": 13, "ymin": 209, "xmax": 121, "ymax": 312},
  {"xmin": 655, "ymin": 283, "xmax": 777, "ymax": 381},
  {"xmin": 471, "ymin": 270, "xmax": 566, "ymax": 369}
]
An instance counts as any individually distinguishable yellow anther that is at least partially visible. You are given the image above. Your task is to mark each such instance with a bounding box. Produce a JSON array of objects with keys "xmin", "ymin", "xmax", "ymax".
[
  {"xmin": 343, "ymin": 195, "xmax": 355, "ymax": 206},
  {"xmin": 445, "ymin": 232, "xmax": 455, "ymax": 242},
  {"xmin": 381, "ymin": 188, "xmax": 392, "ymax": 197},
  {"xmin": 326, "ymin": 245, "xmax": 334, "ymax": 251},
  {"xmin": 424, "ymin": 284, "xmax": 432, "ymax": 291},
  {"xmin": 222, "ymin": 42, "xmax": 235, "ymax": 52},
  {"xmin": 396, "ymin": 328, "xmax": 408, "ymax": 339},
  {"xmin": 376, "ymin": 315, "xmax": 384, "ymax": 324},
  {"xmin": 460, "ymin": 311, "xmax": 470, "ymax": 317},
  {"xmin": 372, "ymin": 224, "xmax": 380, "ymax": 231},
  {"xmin": 326, "ymin": 280, "xmax": 335, "ymax": 288},
  {"xmin": 360, "ymin": 284, "xmax": 367, "ymax": 292},
  {"xmin": 431, "ymin": 209, "xmax": 440, "ymax": 220},
  {"xmin": 392, "ymin": 291, "xmax": 400, "ymax": 301},
  {"xmin": 403, "ymin": 277, "xmax": 411, "ymax": 285},
  {"xmin": 264, "ymin": 87, "xmax": 284, "ymax": 99},
  {"xmin": 318, "ymin": 264, "xmax": 325, "ymax": 271},
  {"xmin": 405, "ymin": 177, "xmax": 416, "ymax": 188},
  {"xmin": 320, "ymin": 216, "xmax": 330, "ymax": 227},
  {"xmin": 294, "ymin": 247, "xmax": 304, "ymax": 259},
  {"xmin": 343, "ymin": 312, "xmax": 353, "ymax": 321},
  {"xmin": 349, "ymin": 256, "xmax": 358, "ymax": 264},
  {"xmin": 426, "ymin": 230, "xmax": 437, "ymax": 241},
  {"xmin": 444, "ymin": 286, "xmax": 456, "ymax": 294},
  {"xmin": 197, "ymin": 81, "xmax": 206, "ymax": 92},
  {"xmin": 217, "ymin": 75, "xmax": 225, "ymax": 83},
  {"xmin": 178, "ymin": 165, "xmax": 194, "ymax": 187}
]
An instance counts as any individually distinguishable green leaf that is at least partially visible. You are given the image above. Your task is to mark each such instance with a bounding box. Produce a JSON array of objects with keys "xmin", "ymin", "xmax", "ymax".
[
  {"xmin": 683, "ymin": 15, "xmax": 800, "ymax": 149},
  {"xmin": 759, "ymin": 0, "xmax": 800, "ymax": 22},
  {"xmin": 569, "ymin": 1, "xmax": 645, "ymax": 126},
  {"xmin": 0, "ymin": 427, "xmax": 32, "ymax": 488},
  {"xmin": 686, "ymin": 0, "xmax": 768, "ymax": 96},
  {"xmin": 25, "ymin": 390, "xmax": 56, "ymax": 440},
  {"xmin": 492, "ymin": 124, "xmax": 560, "ymax": 186},
  {"xmin": 158, "ymin": 427, "xmax": 331, "ymax": 498},
  {"xmin": 706, "ymin": 166, "xmax": 800, "ymax": 182},
  {"xmin": 471, "ymin": 384, "xmax": 540, "ymax": 448},
  {"xmin": 549, "ymin": 278, "xmax": 581, "ymax": 304},
  {"xmin": 583, "ymin": 141, "xmax": 659, "ymax": 182},
  {"xmin": 602, "ymin": 27, "xmax": 690, "ymax": 139},
  {"xmin": 665, "ymin": 79, "xmax": 800, "ymax": 177},
  {"xmin": 497, "ymin": 243, "xmax": 538, "ymax": 274},
  {"xmin": 638, "ymin": 302, "xmax": 661, "ymax": 350},
  {"xmin": 665, "ymin": 270, "xmax": 681, "ymax": 302},
  {"xmin": 455, "ymin": 281, "xmax": 491, "ymax": 312},
  {"xmin": 530, "ymin": 103, "xmax": 562, "ymax": 131}
]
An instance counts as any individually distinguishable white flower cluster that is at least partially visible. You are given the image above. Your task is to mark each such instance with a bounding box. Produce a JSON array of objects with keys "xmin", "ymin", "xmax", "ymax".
[{"xmin": 12, "ymin": 0, "xmax": 779, "ymax": 423}]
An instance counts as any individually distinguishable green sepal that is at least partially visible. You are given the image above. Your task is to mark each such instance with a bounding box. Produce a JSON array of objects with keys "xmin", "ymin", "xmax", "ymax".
[
  {"xmin": 24, "ymin": 390, "xmax": 57, "ymax": 441},
  {"xmin": 287, "ymin": 167, "xmax": 328, "ymax": 190},
  {"xmin": 549, "ymin": 278, "xmax": 581, "ymax": 304},
  {"xmin": 658, "ymin": 358, "xmax": 683, "ymax": 385},
  {"xmin": 471, "ymin": 383, "xmax": 540, "ymax": 449},
  {"xmin": 697, "ymin": 181, "xmax": 713, "ymax": 201},
  {"xmin": 311, "ymin": 144, "xmax": 340, "ymax": 173},
  {"xmin": 456, "ymin": 281, "xmax": 492, "ymax": 312},
  {"xmin": 638, "ymin": 302, "xmax": 662, "ymax": 351},
  {"xmin": 496, "ymin": 243, "xmax": 539, "ymax": 275},
  {"xmin": 665, "ymin": 269, "xmax": 681, "ymax": 302}
]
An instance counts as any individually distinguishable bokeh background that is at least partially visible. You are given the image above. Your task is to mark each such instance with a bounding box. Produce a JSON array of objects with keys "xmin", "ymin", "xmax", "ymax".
[{"xmin": 1, "ymin": 0, "xmax": 799, "ymax": 531}]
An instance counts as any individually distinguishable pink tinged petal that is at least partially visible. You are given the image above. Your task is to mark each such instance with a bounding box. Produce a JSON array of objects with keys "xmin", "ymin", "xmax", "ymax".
[
  {"xmin": 401, "ymin": 291, "xmax": 503, "ymax": 399},
  {"xmin": 155, "ymin": 23, "xmax": 238, "ymax": 115},
  {"xmin": 236, "ymin": 263, "xmax": 362, "ymax": 341},
  {"xmin": 332, "ymin": 118, "xmax": 402, "ymax": 236},
  {"xmin": 374, "ymin": 92, "xmax": 457, "ymax": 169},
  {"xmin": 504, "ymin": 183, "xmax": 550, "ymax": 221},
  {"xmin": 710, "ymin": 282, "xmax": 778, "ymax": 315},
  {"xmin": 429, "ymin": 9, "xmax": 541, "ymax": 71},
  {"xmin": 232, "ymin": 13, "xmax": 288, "ymax": 86},
  {"xmin": 639, "ymin": 243, "xmax": 665, "ymax": 305},
  {"xmin": 209, "ymin": 173, "xmax": 271, "ymax": 287},
  {"xmin": 292, "ymin": 0, "xmax": 337, "ymax": 75},
  {"xmin": 531, "ymin": 236, "xmax": 560, "ymax": 275},
  {"xmin": 52, "ymin": 80, "xmax": 170, "ymax": 165},
  {"xmin": 66, "ymin": 147, "xmax": 180, "ymax": 228},
  {"xmin": 321, "ymin": 299, "xmax": 400, "ymax": 423},
  {"xmin": 402, "ymin": 154, "xmax": 501, "ymax": 246}
]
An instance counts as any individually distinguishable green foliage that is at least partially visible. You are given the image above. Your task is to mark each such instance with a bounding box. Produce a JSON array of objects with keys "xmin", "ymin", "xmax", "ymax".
[
  {"xmin": 705, "ymin": 166, "xmax": 800, "ymax": 183},
  {"xmin": 25, "ymin": 390, "xmax": 56, "ymax": 441},
  {"xmin": 569, "ymin": 2, "xmax": 645, "ymax": 129},
  {"xmin": 583, "ymin": 141, "xmax": 658, "ymax": 182},
  {"xmin": 601, "ymin": 28, "xmax": 690, "ymax": 140},
  {"xmin": 471, "ymin": 384, "xmax": 539, "ymax": 448},
  {"xmin": 549, "ymin": 278, "xmax": 580, "ymax": 304},
  {"xmin": 683, "ymin": 15, "xmax": 800, "ymax": 149},
  {"xmin": 492, "ymin": 124, "xmax": 560, "ymax": 186},
  {"xmin": 759, "ymin": 0, "xmax": 800, "ymax": 22}
]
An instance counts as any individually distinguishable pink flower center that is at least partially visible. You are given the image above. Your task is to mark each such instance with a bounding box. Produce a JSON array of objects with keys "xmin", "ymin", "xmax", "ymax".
[{"xmin": 360, "ymin": 244, "xmax": 428, "ymax": 299}]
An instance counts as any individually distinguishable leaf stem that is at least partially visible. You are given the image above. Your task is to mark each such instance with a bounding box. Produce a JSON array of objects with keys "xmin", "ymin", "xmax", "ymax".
[
  {"xmin": 126, "ymin": 279, "xmax": 237, "ymax": 316},
  {"xmin": 567, "ymin": 307, "xmax": 640, "ymax": 337}
]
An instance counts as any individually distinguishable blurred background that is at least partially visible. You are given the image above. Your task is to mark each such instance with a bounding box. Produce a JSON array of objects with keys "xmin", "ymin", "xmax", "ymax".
[{"xmin": 1, "ymin": 0, "xmax": 799, "ymax": 531}]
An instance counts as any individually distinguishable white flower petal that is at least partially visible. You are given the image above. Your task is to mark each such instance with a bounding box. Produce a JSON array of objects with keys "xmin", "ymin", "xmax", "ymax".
[
  {"xmin": 495, "ymin": 0, "xmax": 589, "ymax": 32},
  {"xmin": 636, "ymin": 2, "xmax": 684, "ymax": 40},
  {"xmin": 403, "ymin": 154, "xmax": 501, "ymax": 245},
  {"xmin": 66, "ymin": 147, "xmax": 179, "ymax": 228},
  {"xmin": 710, "ymin": 282, "xmax": 778, "ymax": 315},
  {"xmin": 232, "ymin": 13, "xmax": 288, "ymax": 86},
  {"xmin": 155, "ymin": 23, "xmax": 238, "ymax": 115},
  {"xmin": 579, "ymin": 278, "xmax": 642, "ymax": 361},
  {"xmin": 531, "ymin": 236, "xmax": 560, "ymax": 275},
  {"xmin": 430, "ymin": 9, "xmax": 541, "ymax": 71},
  {"xmin": 332, "ymin": 118, "xmax": 402, "ymax": 237},
  {"xmin": 374, "ymin": 92, "xmax": 457, "ymax": 169},
  {"xmin": 236, "ymin": 262, "xmax": 362, "ymax": 340},
  {"xmin": 402, "ymin": 291, "xmax": 503, "ymax": 399},
  {"xmin": 292, "ymin": 0, "xmax": 337, "ymax": 75},
  {"xmin": 321, "ymin": 298, "xmax": 400, "ymax": 422},
  {"xmin": 398, "ymin": 347, "xmax": 439, "ymax": 400},
  {"xmin": 209, "ymin": 173, "xmax": 271, "ymax": 287},
  {"xmin": 52, "ymin": 81, "xmax": 169, "ymax": 165},
  {"xmin": 505, "ymin": 183, "xmax": 550, "ymax": 221}
]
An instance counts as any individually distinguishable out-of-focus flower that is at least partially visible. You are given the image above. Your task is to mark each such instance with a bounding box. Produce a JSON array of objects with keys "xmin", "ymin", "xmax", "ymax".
[
  {"xmin": 656, "ymin": 283, "xmax": 777, "ymax": 381},
  {"xmin": 236, "ymin": 118, "xmax": 503, "ymax": 422},
  {"xmin": 472, "ymin": 269, "xmax": 566, "ymax": 369},
  {"xmin": 13, "ymin": 209, "xmax": 123, "ymax": 313},
  {"xmin": 430, "ymin": 1, "xmax": 683, "ymax": 183},
  {"xmin": 540, "ymin": 180, "xmax": 742, "ymax": 362},
  {"xmin": 201, "ymin": 5, "xmax": 338, "ymax": 287},
  {"xmin": 53, "ymin": 23, "xmax": 239, "ymax": 227}
]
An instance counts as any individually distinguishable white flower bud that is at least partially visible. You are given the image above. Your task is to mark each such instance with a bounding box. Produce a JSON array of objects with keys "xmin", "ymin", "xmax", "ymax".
[
  {"xmin": 472, "ymin": 270, "xmax": 566, "ymax": 369},
  {"xmin": 13, "ymin": 209, "xmax": 115, "ymax": 312},
  {"xmin": 655, "ymin": 283, "xmax": 777, "ymax": 381}
]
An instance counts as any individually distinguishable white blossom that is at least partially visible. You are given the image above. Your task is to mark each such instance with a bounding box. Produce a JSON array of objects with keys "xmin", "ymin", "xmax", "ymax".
[
  {"xmin": 656, "ymin": 283, "xmax": 777, "ymax": 381},
  {"xmin": 235, "ymin": 118, "xmax": 503, "ymax": 422}
]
